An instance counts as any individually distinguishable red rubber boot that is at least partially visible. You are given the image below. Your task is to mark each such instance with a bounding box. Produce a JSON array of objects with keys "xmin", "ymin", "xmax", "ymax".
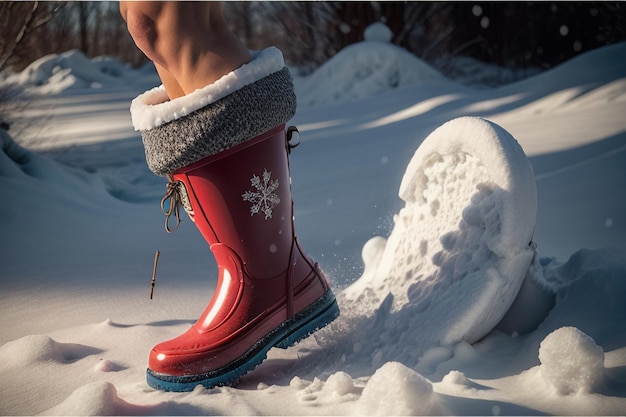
[{"xmin": 147, "ymin": 125, "xmax": 339, "ymax": 391}]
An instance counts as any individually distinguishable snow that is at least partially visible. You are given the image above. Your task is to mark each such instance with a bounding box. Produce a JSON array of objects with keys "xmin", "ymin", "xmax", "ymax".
[
  {"xmin": 295, "ymin": 36, "xmax": 445, "ymax": 108},
  {"xmin": 363, "ymin": 22, "xmax": 393, "ymax": 43},
  {"xmin": 1, "ymin": 26, "xmax": 626, "ymax": 415},
  {"xmin": 538, "ymin": 327, "xmax": 605, "ymax": 395},
  {"xmin": 357, "ymin": 362, "xmax": 441, "ymax": 415},
  {"xmin": 3, "ymin": 50, "xmax": 132, "ymax": 95},
  {"xmin": 340, "ymin": 117, "xmax": 538, "ymax": 363}
]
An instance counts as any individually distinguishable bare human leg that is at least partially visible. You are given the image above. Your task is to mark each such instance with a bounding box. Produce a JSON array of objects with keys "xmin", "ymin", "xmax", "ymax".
[{"xmin": 120, "ymin": 1, "xmax": 251, "ymax": 99}]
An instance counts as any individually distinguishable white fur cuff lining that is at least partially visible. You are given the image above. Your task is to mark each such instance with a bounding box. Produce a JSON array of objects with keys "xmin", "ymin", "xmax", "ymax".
[{"xmin": 130, "ymin": 47, "xmax": 286, "ymax": 131}]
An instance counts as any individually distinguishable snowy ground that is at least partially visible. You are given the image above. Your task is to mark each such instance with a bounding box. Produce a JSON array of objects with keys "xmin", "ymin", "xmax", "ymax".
[{"xmin": 1, "ymin": 35, "xmax": 625, "ymax": 415}]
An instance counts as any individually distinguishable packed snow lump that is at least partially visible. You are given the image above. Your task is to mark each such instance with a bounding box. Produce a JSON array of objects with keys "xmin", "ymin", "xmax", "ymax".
[{"xmin": 539, "ymin": 326, "xmax": 605, "ymax": 395}]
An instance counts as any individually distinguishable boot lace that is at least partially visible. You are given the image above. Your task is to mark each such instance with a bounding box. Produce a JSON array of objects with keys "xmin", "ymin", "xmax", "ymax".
[
  {"xmin": 161, "ymin": 179, "xmax": 182, "ymax": 233},
  {"xmin": 161, "ymin": 127, "xmax": 301, "ymax": 232},
  {"xmin": 286, "ymin": 125, "xmax": 301, "ymax": 154}
]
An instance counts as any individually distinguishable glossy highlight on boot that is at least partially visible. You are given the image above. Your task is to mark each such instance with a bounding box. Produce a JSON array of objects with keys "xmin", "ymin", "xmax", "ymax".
[{"xmin": 146, "ymin": 290, "xmax": 340, "ymax": 392}]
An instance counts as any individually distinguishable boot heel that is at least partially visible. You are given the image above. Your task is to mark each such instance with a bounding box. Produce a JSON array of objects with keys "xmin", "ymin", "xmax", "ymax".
[{"xmin": 275, "ymin": 290, "xmax": 340, "ymax": 349}]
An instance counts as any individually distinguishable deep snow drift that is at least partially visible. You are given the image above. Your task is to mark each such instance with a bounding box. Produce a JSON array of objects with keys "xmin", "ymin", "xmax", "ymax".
[{"xmin": 1, "ymin": 34, "xmax": 625, "ymax": 415}]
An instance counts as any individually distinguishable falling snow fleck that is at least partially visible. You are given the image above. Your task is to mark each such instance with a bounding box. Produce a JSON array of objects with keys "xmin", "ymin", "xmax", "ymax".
[{"xmin": 242, "ymin": 169, "xmax": 280, "ymax": 220}]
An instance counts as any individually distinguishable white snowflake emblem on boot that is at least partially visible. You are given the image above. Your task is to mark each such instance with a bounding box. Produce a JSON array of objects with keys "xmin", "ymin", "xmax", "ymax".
[{"xmin": 242, "ymin": 169, "xmax": 280, "ymax": 220}]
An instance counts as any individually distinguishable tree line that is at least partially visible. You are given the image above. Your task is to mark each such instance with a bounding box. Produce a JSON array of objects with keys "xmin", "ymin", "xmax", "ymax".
[{"xmin": 1, "ymin": 1, "xmax": 625, "ymax": 75}]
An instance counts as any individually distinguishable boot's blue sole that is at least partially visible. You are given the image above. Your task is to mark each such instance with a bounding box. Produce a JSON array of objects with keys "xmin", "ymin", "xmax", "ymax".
[{"xmin": 146, "ymin": 290, "xmax": 340, "ymax": 392}]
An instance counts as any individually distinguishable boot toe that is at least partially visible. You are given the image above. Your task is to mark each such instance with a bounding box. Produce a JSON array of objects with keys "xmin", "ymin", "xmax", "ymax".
[{"xmin": 146, "ymin": 289, "xmax": 339, "ymax": 391}]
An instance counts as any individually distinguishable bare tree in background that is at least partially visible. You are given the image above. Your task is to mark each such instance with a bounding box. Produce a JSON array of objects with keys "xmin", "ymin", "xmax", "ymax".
[
  {"xmin": 223, "ymin": 2, "xmax": 458, "ymax": 74},
  {"xmin": 225, "ymin": 1, "xmax": 338, "ymax": 74},
  {"xmin": 0, "ymin": 1, "xmax": 62, "ymax": 73},
  {"xmin": 1, "ymin": 1, "xmax": 146, "ymax": 74},
  {"xmin": 87, "ymin": 2, "xmax": 145, "ymax": 66},
  {"xmin": 225, "ymin": 1, "xmax": 258, "ymax": 50},
  {"xmin": 258, "ymin": 1, "xmax": 338, "ymax": 72},
  {"xmin": 1, "ymin": 1, "xmax": 625, "ymax": 78},
  {"xmin": 44, "ymin": 2, "xmax": 145, "ymax": 67},
  {"xmin": 0, "ymin": 1, "xmax": 64, "ymax": 129}
]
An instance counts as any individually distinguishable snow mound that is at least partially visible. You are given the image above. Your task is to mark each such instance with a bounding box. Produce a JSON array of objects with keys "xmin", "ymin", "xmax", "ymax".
[
  {"xmin": 91, "ymin": 55, "xmax": 133, "ymax": 79},
  {"xmin": 364, "ymin": 22, "xmax": 393, "ymax": 43},
  {"xmin": 94, "ymin": 359, "xmax": 126, "ymax": 373},
  {"xmin": 0, "ymin": 335, "xmax": 99, "ymax": 369},
  {"xmin": 43, "ymin": 381, "xmax": 144, "ymax": 416},
  {"xmin": 441, "ymin": 370, "xmax": 470, "ymax": 387},
  {"xmin": 323, "ymin": 371, "xmax": 358, "ymax": 397},
  {"xmin": 296, "ymin": 36, "xmax": 444, "ymax": 108},
  {"xmin": 539, "ymin": 327, "xmax": 605, "ymax": 395},
  {"xmin": 4, "ymin": 50, "xmax": 125, "ymax": 94},
  {"xmin": 358, "ymin": 362, "xmax": 441, "ymax": 415}
]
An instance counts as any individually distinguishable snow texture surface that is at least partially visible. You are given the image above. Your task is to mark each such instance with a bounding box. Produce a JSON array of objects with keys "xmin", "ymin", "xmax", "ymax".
[
  {"xmin": 539, "ymin": 326, "xmax": 605, "ymax": 395},
  {"xmin": 1, "ymin": 24, "xmax": 625, "ymax": 415}
]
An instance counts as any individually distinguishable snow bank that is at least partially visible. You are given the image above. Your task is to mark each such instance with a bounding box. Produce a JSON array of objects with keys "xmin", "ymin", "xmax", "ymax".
[
  {"xmin": 0, "ymin": 126, "xmax": 123, "ymax": 277},
  {"xmin": 0, "ymin": 127, "xmax": 108, "ymax": 194},
  {"xmin": 3, "ymin": 50, "xmax": 130, "ymax": 95},
  {"xmin": 0, "ymin": 127, "xmax": 116, "ymax": 233},
  {"xmin": 442, "ymin": 55, "xmax": 541, "ymax": 88},
  {"xmin": 296, "ymin": 24, "xmax": 445, "ymax": 108},
  {"xmin": 0, "ymin": 127, "xmax": 179, "ymax": 287},
  {"xmin": 536, "ymin": 248, "xmax": 626, "ymax": 350}
]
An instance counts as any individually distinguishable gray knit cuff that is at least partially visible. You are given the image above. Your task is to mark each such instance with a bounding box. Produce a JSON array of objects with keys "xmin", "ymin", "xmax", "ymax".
[
  {"xmin": 129, "ymin": 47, "xmax": 296, "ymax": 176},
  {"xmin": 139, "ymin": 68, "xmax": 296, "ymax": 175}
]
